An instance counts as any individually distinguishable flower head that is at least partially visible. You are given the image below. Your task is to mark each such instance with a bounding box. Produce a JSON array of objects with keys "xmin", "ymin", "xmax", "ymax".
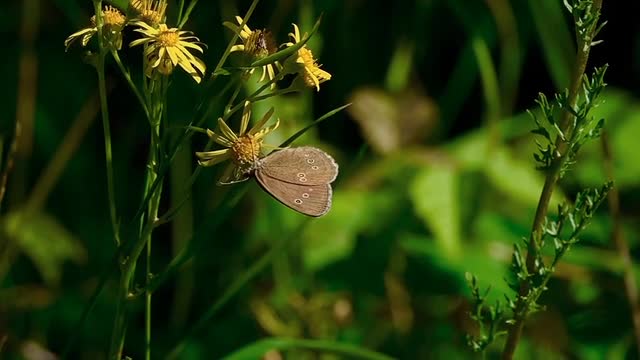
[
  {"xmin": 64, "ymin": 5, "xmax": 126, "ymax": 51},
  {"xmin": 224, "ymin": 16, "xmax": 281, "ymax": 89},
  {"xmin": 130, "ymin": 22, "xmax": 206, "ymax": 83},
  {"xmin": 283, "ymin": 23, "xmax": 331, "ymax": 91},
  {"xmin": 196, "ymin": 101, "xmax": 279, "ymax": 184},
  {"xmin": 129, "ymin": 0, "xmax": 167, "ymax": 27}
]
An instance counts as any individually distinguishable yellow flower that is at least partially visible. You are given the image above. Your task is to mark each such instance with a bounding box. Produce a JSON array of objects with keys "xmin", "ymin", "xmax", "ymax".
[
  {"xmin": 64, "ymin": 5, "xmax": 126, "ymax": 51},
  {"xmin": 129, "ymin": 0, "xmax": 167, "ymax": 27},
  {"xmin": 283, "ymin": 23, "xmax": 331, "ymax": 91},
  {"xmin": 196, "ymin": 101, "xmax": 279, "ymax": 184},
  {"xmin": 130, "ymin": 22, "xmax": 206, "ymax": 83},
  {"xmin": 224, "ymin": 16, "xmax": 281, "ymax": 89}
]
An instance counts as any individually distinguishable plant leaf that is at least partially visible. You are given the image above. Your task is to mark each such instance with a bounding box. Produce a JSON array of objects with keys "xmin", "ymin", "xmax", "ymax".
[{"xmin": 4, "ymin": 210, "xmax": 86, "ymax": 286}]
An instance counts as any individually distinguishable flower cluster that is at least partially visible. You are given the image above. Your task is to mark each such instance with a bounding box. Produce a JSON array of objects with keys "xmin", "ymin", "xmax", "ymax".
[
  {"xmin": 65, "ymin": 0, "xmax": 205, "ymax": 83},
  {"xmin": 225, "ymin": 17, "xmax": 331, "ymax": 91},
  {"xmin": 196, "ymin": 18, "xmax": 333, "ymax": 182},
  {"xmin": 65, "ymin": 3, "xmax": 333, "ymax": 181}
]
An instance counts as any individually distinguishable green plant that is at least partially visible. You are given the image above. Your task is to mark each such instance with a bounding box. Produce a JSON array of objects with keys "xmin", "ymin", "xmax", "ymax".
[
  {"xmin": 466, "ymin": 0, "xmax": 611, "ymax": 358},
  {"xmin": 58, "ymin": 1, "xmax": 384, "ymax": 359}
]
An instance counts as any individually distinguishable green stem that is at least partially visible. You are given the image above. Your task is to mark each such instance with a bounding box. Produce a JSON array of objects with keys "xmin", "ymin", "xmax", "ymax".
[
  {"xmin": 501, "ymin": 1, "xmax": 603, "ymax": 358},
  {"xmin": 177, "ymin": 0, "xmax": 200, "ymax": 29},
  {"xmin": 144, "ymin": 79, "xmax": 165, "ymax": 360},
  {"xmin": 95, "ymin": 20, "xmax": 122, "ymax": 246},
  {"xmin": 209, "ymin": 0, "xmax": 261, "ymax": 80},
  {"xmin": 471, "ymin": 35, "xmax": 501, "ymax": 149},
  {"xmin": 111, "ymin": 50, "xmax": 150, "ymax": 119},
  {"xmin": 107, "ymin": 75, "xmax": 166, "ymax": 359},
  {"xmin": 144, "ymin": 123, "xmax": 161, "ymax": 360},
  {"xmin": 223, "ymin": 70, "xmax": 287, "ymax": 121}
]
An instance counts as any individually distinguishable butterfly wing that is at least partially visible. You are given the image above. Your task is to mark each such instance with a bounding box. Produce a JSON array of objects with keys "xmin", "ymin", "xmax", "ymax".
[
  {"xmin": 259, "ymin": 147, "xmax": 338, "ymax": 185},
  {"xmin": 255, "ymin": 171, "xmax": 332, "ymax": 217}
]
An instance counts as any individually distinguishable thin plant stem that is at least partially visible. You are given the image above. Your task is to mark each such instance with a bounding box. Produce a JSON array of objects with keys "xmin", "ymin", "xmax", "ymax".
[
  {"xmin": 97, "ymin": 58, "xmax": 122, "ymax": 247},
  {"xmin": 471, "ymin": 35, "xmax": 501, "ymax": 149},
  {"xmin": 208, "ymin": 0, "xmax": 261, "ymax": 80},
  {"xmin": 144, "ymin": 122, "xmax": 161, "ymax": 360},
  {"xmin": 0, "ymin": 118, "xmax": 20, "ymax": 211},
  {"xmin": 601, "ymin": 131, "xmax": 640, "ymax": 357},
  {"xmin": 108, "ymin": 73, "xmax": 166, "ymax": 360},
  {"xmin": 176, "ymin": 0, "xmax": 186, "ymax": 25},
  {"xmin": 177, "ymin": 0, "xmax": 200, "ymax": 29},
  {"xmin": 91, "ymin": 0, "xmax": 121, "ymax": 248},
  {"xmin": 501, "ymin": 1, "xmax": 603, "ymax": 358},
  {"xmin": 224, "ymin": 73, "xmax": 245, "ymax": 114},
  {"xmin": 485, "ymin": 0, "xmax": 521, "ymax": 115},
  {"xmin": 223, "ymin": 71, "xmax": 286, "ymax": 121},
  {"xmin": 144, "ymin": 78, "xmax": 166, "ymax": 360},
  {"xmin": 111, "ymin": 50, "xmax": 150, "ymax": 119}
]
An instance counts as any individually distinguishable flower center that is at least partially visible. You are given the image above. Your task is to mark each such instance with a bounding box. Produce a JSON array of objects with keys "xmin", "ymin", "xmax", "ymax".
[
  {"xmin": 157, "ymin": 29, "xmax": 180, "ymax": 47},
  {"xmin": 231, "ymin": 135, "xmax": 262, "ymax": 165},
  {"xmin": 245, "ymin": 30, "xmax": 275, "ymax": 59},
  {"xmin": 103, "ymin": 6, "xmax": 126, "ymax": 27},
  {"xmin": 140, "ymin": 10, "xmax": 162, "ymax": 25}
]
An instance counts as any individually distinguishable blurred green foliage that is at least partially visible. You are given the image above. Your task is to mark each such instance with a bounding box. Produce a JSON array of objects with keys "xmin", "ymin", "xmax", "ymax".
[{"xmin": 2, "ymin": 0, "xmax": 640, "ymax": 359}]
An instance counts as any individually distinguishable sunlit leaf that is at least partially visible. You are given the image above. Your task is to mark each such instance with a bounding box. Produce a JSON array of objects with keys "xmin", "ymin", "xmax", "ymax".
[
  {"xmin": 302, "ymin": 188, "xmax": 400, "ymax": 271},
  {"xmin": 484, "ymin": 146, "xmax": 565, "ymax": 208},
  {"xmin": 409, "ymin": 165, "xmax": 461, "ymax": 258}
]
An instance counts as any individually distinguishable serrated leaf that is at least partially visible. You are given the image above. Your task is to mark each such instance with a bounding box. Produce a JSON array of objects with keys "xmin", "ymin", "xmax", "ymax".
[
  {"xmin": 4, "ymin": 210, "xmax": 86, "ymax": 286},
  {"xmin": 531, "ymin": 127, "xmax": 551, "ymax": 140}
]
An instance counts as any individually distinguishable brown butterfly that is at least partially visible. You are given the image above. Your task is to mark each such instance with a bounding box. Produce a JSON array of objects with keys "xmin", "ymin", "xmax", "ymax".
[{"xmin": 252, "ymin": 147, "xmax": 338, "ymax": 217}]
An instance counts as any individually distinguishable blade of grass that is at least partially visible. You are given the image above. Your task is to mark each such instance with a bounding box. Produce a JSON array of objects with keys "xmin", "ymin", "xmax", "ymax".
[
  {"xmin": 166, "ymin": 220, "xmax": 310, "ymax": 359},
  {"xmin": 221, "ymin": 338, "xmax": 395, "ymax": 360},
  {"xmin": 280, "ymin": 103, "xmax": 351, "ymax": 148},
  {"xmin": 527, "ymin": 0, "xmax": 575, "ymax": 90}
]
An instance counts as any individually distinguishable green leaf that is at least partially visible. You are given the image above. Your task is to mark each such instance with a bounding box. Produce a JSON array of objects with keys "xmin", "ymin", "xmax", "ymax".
[
  {"xmin": 400, "ymin": 233, "xmax": 511, "ymax": 300},
  {"xmin": 213, "ymin": 68, "xmax": 232, "ymax": 77},
  {"xmin": 484, "ymin": 146, "xmax": 565, "ymax": 208},
  {"xmin": 302, "ymin": 188, "xmax": 397, "ymax": 271},
  {"xmin": 4, "ymin": 210, "xmax": 86, "ymax": 286},
  {"xmin": 221, "ymin": 337, "xmax": 394, "ymax": 360},
  {"xmin": 409, "ymin": 165, "xmax": 461, "ymax": 257}
]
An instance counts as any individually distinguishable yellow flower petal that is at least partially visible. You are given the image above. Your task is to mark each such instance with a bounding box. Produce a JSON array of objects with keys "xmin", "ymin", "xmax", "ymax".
[
  {"xmin": 196, "ymin": 149, "xmax": 231, "ymax": 167},
  {"xmin": 217, "ymin": 118, "xmax": 238, "ymax": 142}
]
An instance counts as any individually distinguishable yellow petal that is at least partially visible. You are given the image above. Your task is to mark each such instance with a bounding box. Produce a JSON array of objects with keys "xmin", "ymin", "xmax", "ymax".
[
  {"xmin": 239, "ymin": 101, "xmax": 252, "ymax": 136},
  {"xmin": 206, "ymin": 129, "xmax": 233, "ymax": 147},
  {"xmin": 217, "ymin": 118, "xmax": 238, "ymax": 141},
  {"xmin": 196, "ymin": 149, "xmax": 231, "ymax": 167},
  {"xmin": 249, "ymin": 107, "xmax": 275, "ymax": 136}
]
